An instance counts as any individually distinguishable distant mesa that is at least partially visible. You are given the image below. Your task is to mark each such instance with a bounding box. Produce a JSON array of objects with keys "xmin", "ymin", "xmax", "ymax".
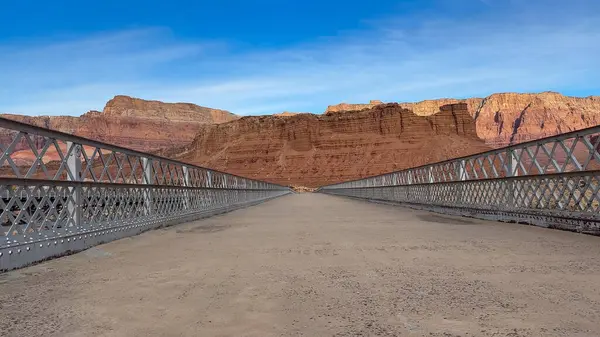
[
  {"xmin": 1, "ymin": 95, "xmax": 239, "ymax": 153},
  {"xmin": 103, "ymin": 95, "xmax": 238, "ymax": 124}
]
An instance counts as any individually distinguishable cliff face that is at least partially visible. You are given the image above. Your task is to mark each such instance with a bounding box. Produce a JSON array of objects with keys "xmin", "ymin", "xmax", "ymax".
[
  {"xmin": 3, "ymin": 91, "xmax": 597, "ymax": 187},
  {"xmin": 469, "ymin": 92, "xmax": 600, "ymax": 146},
  {"xmin": 326, "ymin": 92, "xmax": 600, "ymax": 147},
  {"xmin": 1, "ymin": 96, "xmax": 239, "ymax": 152},
  {"xmin": 160, "ymin": 103, "xmax": 490, "ymax": 187}
]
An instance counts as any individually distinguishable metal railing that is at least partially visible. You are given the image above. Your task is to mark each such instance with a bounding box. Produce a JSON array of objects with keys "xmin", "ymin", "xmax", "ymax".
[
  {"xmin": 319, "ymin": 125, "xmax": 600, "ymax": 234},
  {"xmin": 0, "ymin": 117, "xmax": 291, "ymax": 271}
]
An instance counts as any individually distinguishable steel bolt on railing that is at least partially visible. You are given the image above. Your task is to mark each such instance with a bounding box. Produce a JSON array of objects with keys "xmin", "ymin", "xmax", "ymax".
[
  {"xmin": 0, "ymin": 117, "xmax": 291, "ymax": 271},
  {"xmin": 319, "ymin": 125, "xmax": 600, "ymax": 234}
]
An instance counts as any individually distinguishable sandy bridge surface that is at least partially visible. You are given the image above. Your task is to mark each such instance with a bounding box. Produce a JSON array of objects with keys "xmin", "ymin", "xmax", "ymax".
[{"xmin": 1, "ymin": 193, "xmax": 600, "ymax": 337}]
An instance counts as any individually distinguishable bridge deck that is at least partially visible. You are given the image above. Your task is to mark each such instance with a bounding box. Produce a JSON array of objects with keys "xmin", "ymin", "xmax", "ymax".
[{"xmin": 2, "ymin": 193, "xmax": 600, "ymax": 337}]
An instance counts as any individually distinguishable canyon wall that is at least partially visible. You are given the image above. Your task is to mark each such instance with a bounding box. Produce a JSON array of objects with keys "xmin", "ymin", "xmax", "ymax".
[
  {"xmin": 159, "ymin": 103, "xmax": 490, "ymax": 187},
  {"xmin": 327, "ymin": 92, "xmax": 600, "ymax": 147},
  {"xmin": 2, "ymin": 91, "xmax": 598, "ymax": 187},
  {"xmin": 1, "ymin": 95, "xmax": 239, "ymax": 152}
]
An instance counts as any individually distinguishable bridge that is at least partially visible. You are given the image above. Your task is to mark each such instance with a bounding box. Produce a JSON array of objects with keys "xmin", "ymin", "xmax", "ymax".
[{"xmin": 1, "ymin": 117, "xmax": 600, "ymax": 336}]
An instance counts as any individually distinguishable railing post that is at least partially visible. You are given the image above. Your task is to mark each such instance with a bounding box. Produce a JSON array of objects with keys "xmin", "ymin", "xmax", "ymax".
[
  {"xmin": 507, "ymin": 149, "xmax": 519, "ymax": 208},
  {"xmin": 66, "ymin": 142, "xmax": 82, "ymax": 227},
  {"xmin": 457, "ymin": 160, "xmax": 466, "ymax": 205},
  {"xmin": 459, "ymin": 160, "xmax": 466, "ymax": 181},
  {"xmin": 142, "ymin": 157, "xmax": 153, "ymax": 216},
  {"xmin": 206, "ymin": 171, "xmax": 212, "ymax": 188},
  {"xmin": 509, "ymin": 149, "xmax": 519, "ymax": 177},
  {"xmin": 223, "ymin": 175, "xmax": 229, "ymax": 204},
  {"xmin": 428, "ymin": 167, "xmax": 434, "ymax": 183},
  {"xmin": 183, "ymin": 166, "xmax": 190, "ymax": 211}
]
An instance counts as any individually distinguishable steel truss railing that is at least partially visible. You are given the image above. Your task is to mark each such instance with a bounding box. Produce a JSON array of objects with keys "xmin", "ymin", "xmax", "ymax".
[
  {"xmin": 319, "ymin": 125, "xmax": 600, "ymax": 234},
  {"xmin": 0, "ymin": 117, "xmax": 290, "ymax": 271}
]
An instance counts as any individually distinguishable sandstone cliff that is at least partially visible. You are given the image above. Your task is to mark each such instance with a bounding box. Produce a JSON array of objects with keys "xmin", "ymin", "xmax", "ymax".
[
  {"xmin": 326, "ymin": 92, "xmax": 600, "ymax": 147},
  {"xmin": 159, "ymin": 103, "xmax": 490, "ymax": 187},
  {"xmin": 1, "ymin": 96, "xmax": 239, "ymax": 152}
]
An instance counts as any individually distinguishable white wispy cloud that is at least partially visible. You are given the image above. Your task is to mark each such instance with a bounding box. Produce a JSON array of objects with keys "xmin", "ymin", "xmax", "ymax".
[{"xmin": 0, "ymin": 0, "xmax": 598, "ymax": 116}]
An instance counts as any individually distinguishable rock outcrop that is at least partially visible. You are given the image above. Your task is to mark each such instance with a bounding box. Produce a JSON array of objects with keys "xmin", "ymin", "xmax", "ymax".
[
  {"xmin": 326, "ymin": 92, "xmax": 600, "ymax": 147},
  {"xmin": 159, "ymin": 103, "xmax": 490, "ymax": 187},
  {"xmin": 325, "ymin": 100, "xmax": 385, "ymax": 113},
  {"xmin": 273, "ymin": 112, "xmax": 304, "ymax": 117},
  {"xmin": 103, "ymin": 95, "xmax": 236, "ymax": 124},
  {"xmin": 1, "ymin": 96, "xmax": 239, "ymax": 152}
]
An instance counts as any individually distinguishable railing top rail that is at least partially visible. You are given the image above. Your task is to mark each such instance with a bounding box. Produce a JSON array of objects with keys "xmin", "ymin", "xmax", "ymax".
[
  {"xmin": 0, "ymin": 116, "xmax": 288, "ymax": 188},
  {"xmin": 320, "ymin": 124, "xmax": 600, "ymax": 188}
]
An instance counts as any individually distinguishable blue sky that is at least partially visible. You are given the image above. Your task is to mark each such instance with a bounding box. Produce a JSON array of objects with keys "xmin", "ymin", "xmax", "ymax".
[{"xmin": 1, "ymin": 0, "xmax": 599, "ymax": 116}]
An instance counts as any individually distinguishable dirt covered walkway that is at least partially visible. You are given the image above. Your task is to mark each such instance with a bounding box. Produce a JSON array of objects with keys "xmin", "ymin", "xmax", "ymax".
[{"xmin": 2, "ymin": 193, "xmax": 600, "ymax": 336}]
